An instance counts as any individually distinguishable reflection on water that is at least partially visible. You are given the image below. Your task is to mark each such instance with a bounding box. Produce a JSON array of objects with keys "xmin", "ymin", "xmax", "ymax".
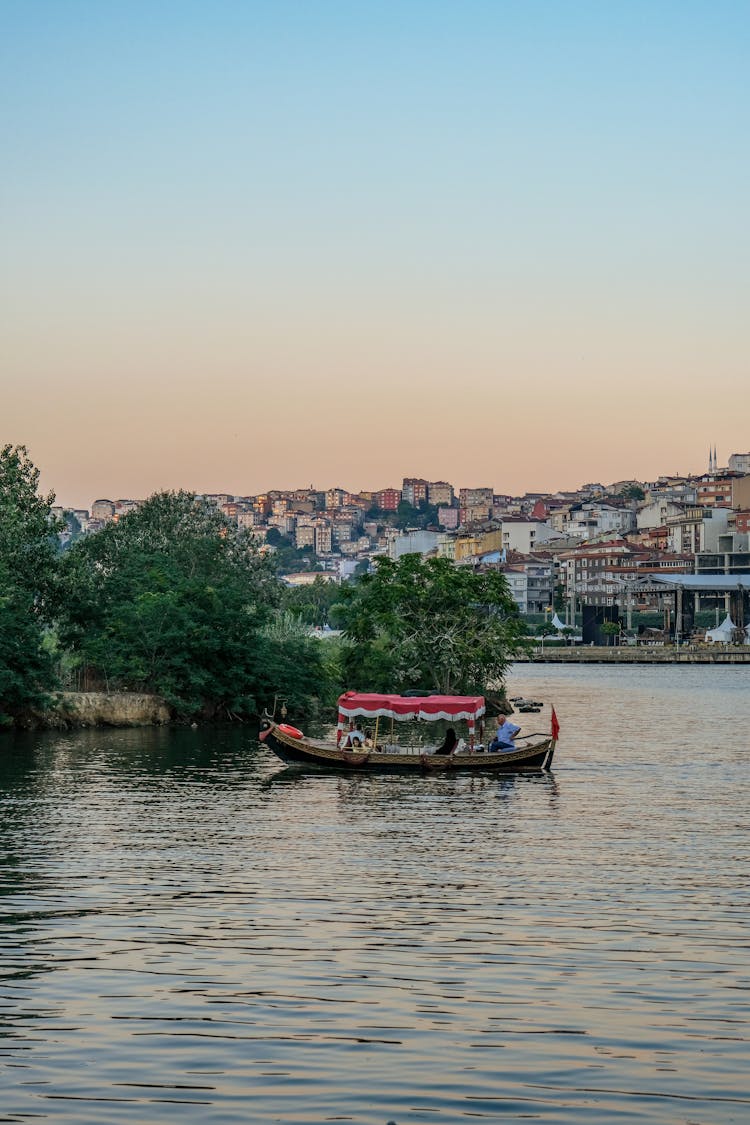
[{"xmin": 1, "ymin": 666, "xmax": 749, "ymax": 1123}]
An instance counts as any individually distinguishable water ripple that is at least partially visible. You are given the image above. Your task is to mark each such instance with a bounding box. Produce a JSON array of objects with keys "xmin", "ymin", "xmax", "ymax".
[{"xmin": 0, "ymin": 668, "xmax": 748, "ymax": 1122}]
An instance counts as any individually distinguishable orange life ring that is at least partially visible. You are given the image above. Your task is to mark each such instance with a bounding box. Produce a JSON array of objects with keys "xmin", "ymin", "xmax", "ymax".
[{"xmin": 278, "ymin": 723, "xmax": 303, "ymax": 739}]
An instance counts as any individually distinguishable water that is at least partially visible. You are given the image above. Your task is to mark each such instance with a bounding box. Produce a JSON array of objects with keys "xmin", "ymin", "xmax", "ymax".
[{"xmin": 1, "ymin": 665, "xmax": 749, "ymax": 1123}]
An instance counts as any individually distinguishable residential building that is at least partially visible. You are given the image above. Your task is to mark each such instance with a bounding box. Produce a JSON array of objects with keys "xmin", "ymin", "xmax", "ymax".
[
  {"xmin": 459, "ymin": 504, "xmax": 492, "ymax": 525},
  {"xmin": 314, "ymin": 522, "xmax": 333, "ymax": 554},
  {"xmin": 268, "ymin": 514, "xmax": 296, "ymax": 536},
  {"xmin": 635, "ymin": 499, "xmax": 686, "ymax": 530},
  {"xmin": 402, "ymin": 478, "xmax": 429, "ymax": 506},
  {"xmin": 113, "ymin": 499, "xmax": 139, "ymax": 520},
  {"xmin": 91, "ymin": 499, "xmax": 115, "ymax": 521},
  {"xmin": 501, "ymin": 517, "xmax": 564, "ymax": 555},
  {"xmin": 731, "ymin": 475, "xmax": 750, "ymax": 510},
  {"xmin": 389, "ymin": 529, "xmax": 440, "ymax": 560},
  {"xmin": 295, "ymin": 525, "xmax": 315, "ymax": 549},
  {"xmin": 728, "ymin": 453, "xmax": 750, "ymax": 473},
  {"xmin": 375, "ymin": 488, "xmax": 401, "ymax": 511},
  {"xmin": 438, "ymin": 506, "xmax": 460, "ymax": 529},
  {"xmin": 427, "ymin": 480, "xmax": 454, "ymax": 507},
  {"xmin": 566, "ymin": 502, "xmax": 636, "ymax": 539},
  {"xmin": 459, "ymin": 487, "xmax": 494, "ymax": 509},
  {"xmin": 325, "ymin": 488, "xmax": 348, "ymax": 509},
  {"xmin": 696, "ymin": 477, "xmax": 733, "ymax": 508},
  {"xmin": 453, "ymin": 528, "xmax": 503, "ymax": 561},
  {"xmin": 500, "ymin": 556, "xmax": 554, "ymax": 615},
  {"xmin": 666, "ymin": 507, "xmax": 729, "ymax": 554}
]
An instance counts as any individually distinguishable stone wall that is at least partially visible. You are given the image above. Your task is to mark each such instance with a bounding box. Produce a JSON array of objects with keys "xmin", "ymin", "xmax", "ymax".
[{"xmin": 47, "ymin": 692, "xmax": 172, "ymax": 727}]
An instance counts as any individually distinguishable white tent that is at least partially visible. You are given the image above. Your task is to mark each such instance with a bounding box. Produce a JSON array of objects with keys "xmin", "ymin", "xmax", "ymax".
[
  {"xmin": 551, "ymin": 613, "xmax": 567, "ymax": 631},
  {"xmin": 705, "ymin": 615, "xmax": 737, "ymax": 643}
]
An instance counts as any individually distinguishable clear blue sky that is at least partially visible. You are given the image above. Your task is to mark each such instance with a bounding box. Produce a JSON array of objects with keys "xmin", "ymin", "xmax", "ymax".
[{"xmin": 3, "ymin": 1, "xmax": 749, "ymax": 506}]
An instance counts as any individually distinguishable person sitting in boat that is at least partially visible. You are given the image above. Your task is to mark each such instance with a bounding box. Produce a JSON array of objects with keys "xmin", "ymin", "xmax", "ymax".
[
  {"xmin": 344, "ymin": 723, "xmax": 367, "ymax": 748},
  {"xmin": 434, "ymin": 728, "xmax": 458, "ymax": 755},
  {"xmin": 488, "ymin": 714, "xmax": 521, "ymax": 752}
]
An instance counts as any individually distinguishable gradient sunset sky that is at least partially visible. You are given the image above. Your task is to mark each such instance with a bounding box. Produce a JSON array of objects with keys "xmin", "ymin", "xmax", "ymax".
[{"xmin": 3, "ymin": 1, "xmax": 748, "ymax": 509}]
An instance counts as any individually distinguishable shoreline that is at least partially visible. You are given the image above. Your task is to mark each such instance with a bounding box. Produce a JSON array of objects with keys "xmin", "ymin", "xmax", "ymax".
[
  {"xmin": 518, "ymin": 646, "xmax": 750, "ymax": 664},
  {"xmin": 15, "ymin": 691, "xmax": 173, "ymax": 730}
]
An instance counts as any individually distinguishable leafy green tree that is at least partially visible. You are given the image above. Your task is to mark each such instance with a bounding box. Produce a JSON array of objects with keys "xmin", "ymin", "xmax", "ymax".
[
  {"xmin": 0, "ymin": 590, "xmax": 56, "ymax": 725},
  {"xmin": 57, "ymin": 491, "xmax": 283, "ymax": 718},
  {"xmin": 0, "ymin": 445, "xmax": 61, "ymax": 721},
  {"xmin": 600, "ymin": 621, "xmax": 621, "ymax": 646},
  {"xmin": 281, "ymin": 576, "xmax": 342, "ymax": 627},
  {"xmin": 339, "ymin": 554, "xmax": 525, "ymax": 694},
  {"xmin": 618, "ymin": 484, "xmax": 645, "ymax": 501},
  {"xmin": 537, "ymin": 622, "xmax": 556, "ymax": 636},
  {"xmin": 0, "ymin": 444, "xmax": 61, "ymax": 607},
  {"xmin": 254, "ymin": 612, "xmax": 339, "ymax": 717},
  {"xmin": 394, "ymin": 500, "xmax": 439, "ymax": 531}
]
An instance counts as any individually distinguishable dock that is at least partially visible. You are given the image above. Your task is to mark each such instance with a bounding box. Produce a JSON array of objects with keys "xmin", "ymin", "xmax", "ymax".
[{"xmin": 518, "ymin": 646, "xmax": 750, "ymax": 664}]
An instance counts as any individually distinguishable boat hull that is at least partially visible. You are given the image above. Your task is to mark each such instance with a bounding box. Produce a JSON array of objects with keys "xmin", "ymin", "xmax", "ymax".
[{"xmin": 259, "ymin": 722, "xmax": 556, "ymax": 773}]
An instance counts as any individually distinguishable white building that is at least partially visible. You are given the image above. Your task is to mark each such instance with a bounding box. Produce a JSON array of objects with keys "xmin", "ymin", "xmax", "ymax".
[
  {"xmin": 501, "ymin": 518, "xmax": 565, "ymax": 554},
  {"xmin": 389, "ymin": 530, "xmax": 440, "ymax": 560},
  {"xmin": 636, "ymin": 500, "xmax": 686, "ymax": 530},
  {"xmin": 665, "ymin": 507, "xmax": 729, "ymax": 554},
  {"xmin": 566, "ymin": 503, "xmax": 636, "ymax": 539}
]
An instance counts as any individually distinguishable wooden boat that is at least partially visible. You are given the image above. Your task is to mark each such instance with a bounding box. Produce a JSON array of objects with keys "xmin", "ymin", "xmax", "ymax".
[{"xmin": 259, "ymin": 692, "xmax": 558, "ymax": 773}]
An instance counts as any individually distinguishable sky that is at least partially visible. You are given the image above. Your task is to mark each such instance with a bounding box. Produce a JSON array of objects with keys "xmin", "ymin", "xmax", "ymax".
[{"xmin": 2, "ymin": 1, "xmax": 749, "ymax": 509}]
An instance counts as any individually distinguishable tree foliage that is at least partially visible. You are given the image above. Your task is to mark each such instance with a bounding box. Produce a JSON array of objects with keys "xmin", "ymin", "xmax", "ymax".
[
  {"xmin": 0, "ymin": 444, "xmax": 61, "ymax": 608},
  {"xmin": 281, "ymin": 576, "xmax": 343, "ymax": 627},
  {"xmin": 617, "ymin": 484, "xmax": 645, "ymax": 501},
  {"xmin": 0, "ymin": 590, "xmax": 56, "ymax": 724},
  {"xmin": 338, "ymin": 554, "xmax": 525, "ymax": 695},
  {"xmin": 57, "ymin": 491, "xmax": 283, "ymax": 718},
  {"xmin": 0, "ymin": 445, "xmax": 60, "ymax": 719}
]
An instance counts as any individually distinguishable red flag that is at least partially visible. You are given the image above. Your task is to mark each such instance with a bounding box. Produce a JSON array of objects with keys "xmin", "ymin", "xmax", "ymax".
[{"xmin": 550, "ymin": 706, "xmax": 560, "ymax": 741}]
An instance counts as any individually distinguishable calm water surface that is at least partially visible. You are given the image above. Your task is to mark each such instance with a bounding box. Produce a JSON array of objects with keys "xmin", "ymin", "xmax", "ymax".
[{"xmin": 1, "ymin": 665, "xmax": 749, "ymax": 1124}]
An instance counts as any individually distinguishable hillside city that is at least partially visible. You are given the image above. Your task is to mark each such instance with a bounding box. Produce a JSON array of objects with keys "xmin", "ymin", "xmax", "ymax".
[{"xmin": 55, "ymin": 450, "xmax": 750, "ymax": 628}]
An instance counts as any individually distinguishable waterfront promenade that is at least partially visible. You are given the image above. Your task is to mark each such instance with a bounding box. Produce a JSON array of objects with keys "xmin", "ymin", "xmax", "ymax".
[{"xmin": 521, "ymin": 645, "xmax": 750, "ymax": 664}]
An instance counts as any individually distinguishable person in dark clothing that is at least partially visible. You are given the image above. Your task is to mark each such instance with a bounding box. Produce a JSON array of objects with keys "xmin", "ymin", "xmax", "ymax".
[{"xmin": 434, "ymin": 728, "xmax": 458, "ymax": 755}]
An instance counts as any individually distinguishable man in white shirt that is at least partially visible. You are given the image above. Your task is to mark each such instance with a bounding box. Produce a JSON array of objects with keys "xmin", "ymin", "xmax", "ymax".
[{"xmin": 488, "ymin": 714, "xmax": 521, "ymax": 752}]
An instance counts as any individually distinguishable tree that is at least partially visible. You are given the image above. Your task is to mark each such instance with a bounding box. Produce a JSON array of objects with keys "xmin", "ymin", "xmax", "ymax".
[
  {"xmin": 0, "ymin": 590, "xmax": 56, "ymax": 725},
  {"xmin": 0, "ymin": 445, "xmax": 60, "ymax": 721},
  {"xmin": 618, "ymin": 484, "xmax": 645, "ymax": 501},
  {"xmin": 57, "ymin": 491, "xmax": 281, "ymax": 718},
  {"xmin": 281, "ymin": 576, "xmax": 341, "ymax": 627},
  {"xmin": 394, "ymin": 500, "xmax": 439, "ymax": 530},
  {"xmin": 600, "ymin": 621, "xmax": 621, "ymax": 646},
  {"xmin": 339, "ymin": 554, "xmax": 525, "ymax": 695},
  {"xmin": 0, "ymin": 444, "xmax": 61, "ymax": 607}
]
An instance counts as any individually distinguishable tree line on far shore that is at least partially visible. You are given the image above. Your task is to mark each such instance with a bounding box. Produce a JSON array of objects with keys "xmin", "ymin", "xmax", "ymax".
[{"xmin": 0, "ymin": 445, "xmax": 525, "ymax": 727}]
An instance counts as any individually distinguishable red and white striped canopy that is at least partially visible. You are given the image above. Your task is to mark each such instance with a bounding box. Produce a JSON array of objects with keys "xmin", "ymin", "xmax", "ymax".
[{"xmin": 337, "ymin": 692, "xmax": 486, "ymax": 724}]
